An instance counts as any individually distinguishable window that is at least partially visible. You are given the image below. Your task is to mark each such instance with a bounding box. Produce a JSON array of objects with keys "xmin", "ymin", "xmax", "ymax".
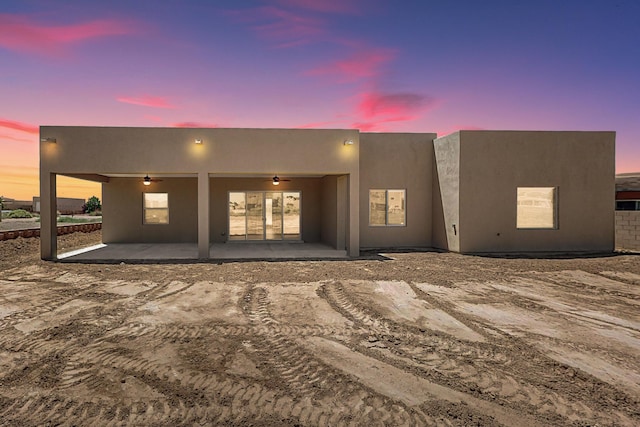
[
  {"xmin": 143, "ymin": 193, "xmax": 169, "ymax": 224},
  {"xmin": 616, "ymin": 200, "xmax": 640, "ymax": 211},
  {"xmin": 369, "ymin": 189, "xmax": 406, "ymax": 226},
  {"xmin": 517, "ymin": 187, "xmax": 556, "ymax": 229}
]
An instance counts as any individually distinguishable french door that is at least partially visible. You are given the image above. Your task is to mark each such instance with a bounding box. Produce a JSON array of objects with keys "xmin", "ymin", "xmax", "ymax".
[{"xmin": 229, "ymin": 191, "xmax": 301, "ymax": 241}]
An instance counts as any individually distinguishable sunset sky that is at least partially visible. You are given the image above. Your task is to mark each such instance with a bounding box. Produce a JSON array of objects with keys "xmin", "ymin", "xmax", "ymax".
[{"xmin": 1, "ymin": 0, "xmax": 639, "ymax": 201}]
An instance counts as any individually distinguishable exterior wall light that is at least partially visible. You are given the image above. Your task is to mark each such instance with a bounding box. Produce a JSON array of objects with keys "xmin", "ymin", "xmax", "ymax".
[
  {"xmin": 344, "ymin": 139, "xmax": 354, "ymax": 145},
  {"xmin": 195, "ymin": 139, "xmax": 203, "ymax": 144},
  {"xmin": 143, "ymin": 175, "xmax": 152, "ymax": 186},
  {"xmin": 41, "ymin": 137, "xmax": 57, "ymax": 143}
]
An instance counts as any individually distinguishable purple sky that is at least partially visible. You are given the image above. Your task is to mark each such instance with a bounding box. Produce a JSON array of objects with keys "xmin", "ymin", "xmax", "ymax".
[{"xmin": 1, "ymin": 0, "xmax": 639, "ymax": 200}]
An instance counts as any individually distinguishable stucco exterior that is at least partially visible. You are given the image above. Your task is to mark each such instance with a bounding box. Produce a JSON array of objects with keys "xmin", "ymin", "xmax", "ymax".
[
  {"xmin": 103, "ymin": 177, "xmax": 198, "ymax": 243},
  {"xmin": 453, "ymin": 131, "xmax": 615, "ymax": 253},
  {"xmin": 39, "ymin": 126, "xmax": 616, "ymax": 260},
  {"xmin": 359, "ymin": 133, "xmax": 436, "ymax": 249}
]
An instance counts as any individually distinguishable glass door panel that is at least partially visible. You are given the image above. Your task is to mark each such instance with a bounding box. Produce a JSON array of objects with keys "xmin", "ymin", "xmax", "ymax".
[
  {"xmin": 283, "ymin": 191, "xmax": 301, "ymax": 240},
  {"xmin": 228, "ymin": 191, "xmax": 301, "ymax": 241},
  {"xmin": 265, "ymin": 192, "xmax": 283, "ymax": 240},
  {"xmin": 246, "ymin": 192, "xmax": 264, "ymax": 240},
  {"xmin": 228, "ymin": 192, "xmax": 246, "ymax": 240}
]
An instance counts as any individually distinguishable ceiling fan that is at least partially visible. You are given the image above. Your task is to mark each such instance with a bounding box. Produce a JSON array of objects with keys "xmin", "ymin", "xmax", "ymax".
[
  {"xmin": 266, "ymin": 175, "xmax": 291, "ymax": 186},
  {"xmin": 143, "ymin": 175, "xmax": 163, "ymax": 185}
]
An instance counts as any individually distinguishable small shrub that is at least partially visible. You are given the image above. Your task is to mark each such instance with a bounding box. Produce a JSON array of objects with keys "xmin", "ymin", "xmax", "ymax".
[
  {"xmin": 57, "ymin": 217, "xmax": 93, "ymax": 223},
  {"xmin": 8, "ymin": 209, "xmax": 33, "ymax": 219},
  {"xmin": 83, "ymin": 196, "xmax": 102, "ymax": 214}
]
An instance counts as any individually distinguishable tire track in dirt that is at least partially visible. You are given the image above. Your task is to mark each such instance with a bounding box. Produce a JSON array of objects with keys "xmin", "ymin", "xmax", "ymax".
[
  {"xmin": 58, "ymin": 342, "xmax": 398, "ymax": 426},
  {"xmin": 21, "ymin": 306, "xmax": 430, "ymax": 427},
  {"xmin": 0, "ymin": 274, "xmax": 130, "ymax": 330},
  {"xmin": 3, "ymin": 331, "xmax": 316, "ymax": 425},
  {"xmin": 0, "ymin": 394, "xmax": 217, "ymax": 426},
  {"xmin": 0, "ymin": 282, "xmax": 86, "ymax": 328},
  {"xmin": 105, "ymin": 321, "xmax": 350, "ymax": 343},
  {"xmin": 244, "ymin": 285, "xmax": 460, "ymax": 426},
  {"xmin": 318, "ymin": 281, "xmax": 639, "ymax": 427},
  {"xmin": 530, "ymin": 271, "xmax": 640, "ymax": 305}
]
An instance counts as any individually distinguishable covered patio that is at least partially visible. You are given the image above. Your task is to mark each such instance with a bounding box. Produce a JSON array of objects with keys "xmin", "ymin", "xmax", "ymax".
[{"xmin": 40, "ymin": 127, "xmax": 361, "ymax": 261}]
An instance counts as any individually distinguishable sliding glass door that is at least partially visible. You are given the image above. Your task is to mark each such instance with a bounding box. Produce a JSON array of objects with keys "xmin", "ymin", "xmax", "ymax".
[
  {"xmin": 229, "ymin": 191, "xmax": 300, "ymax": 241},
  {"xmin": 246, "ymin": 192, "xmax": 264, "ymax": 240}
]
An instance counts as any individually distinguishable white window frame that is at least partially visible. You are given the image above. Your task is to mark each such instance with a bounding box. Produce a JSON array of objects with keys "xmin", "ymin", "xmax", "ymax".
[
  {"xmin": 369, "ymin": 189, "xmax": 406, "ymax": 227},
  {"xmin": 143, "ymin": 192, "xmax": 169, "ymax": 225}
]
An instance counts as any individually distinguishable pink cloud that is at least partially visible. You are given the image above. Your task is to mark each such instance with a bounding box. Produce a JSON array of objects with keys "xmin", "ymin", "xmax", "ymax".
[
  {"xmin": 230, "ymin": 6, "xmax": 326, "ymax": 48},
  {"xmin": 307, "ymin": 48, "xmax": 395, "ymax": 82},
  {"xmin": 117, "ymin": 96, "xmax": 175, "ymax": 109},
  {"xmin": 358, "ymin": 91, "xmax": 435, "ymax": 120},
  {"xmin": 0, "ymin": 119, "xmax": 38, "ymax": 134},
  {"xmin": 0, "ymin": 13, "xmax": 136, "ymax": 55},
  {"xmin": 352, "ymin": 121, "xmax": 380, "ymax": 132},
  {"xmin": 351, "ymin": 91, "xmax": 438, "ymax": 131},
  {"xmin": 275, "ymin": 0, "xmax": 362, "ymax": 14},
  {"xmin": 295, "ymin": 120, "xmax": 341, "ymax": 129},
  {"xmin": 171, "ymin": 122, "xmax": 218, "ymax": 128}
]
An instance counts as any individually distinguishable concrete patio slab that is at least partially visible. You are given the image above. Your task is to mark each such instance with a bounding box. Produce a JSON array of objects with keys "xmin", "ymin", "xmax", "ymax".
[
  {"xmin": 58, "ymin": 243, "xmax": 199, "ymax": 261},
  {"xmin": 57, "ymin": 242, "xmax": 347, "ymax": 262}
]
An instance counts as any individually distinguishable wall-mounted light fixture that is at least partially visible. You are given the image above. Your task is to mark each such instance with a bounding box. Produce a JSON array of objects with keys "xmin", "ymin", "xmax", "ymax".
[
  {"xmin": 143, "ymin": 175, "xmax": 152, "ymax": 186},
  {"xmin": 343, "ymin": 139, "xmax": 354, "ymax": 145},
  {"xmin": 41, "ymin": 137, "xmax": 57, "ymax": 143},
  {"xmin": 195, "ymin": 139, "xmax": 203, "ymax": 144}
]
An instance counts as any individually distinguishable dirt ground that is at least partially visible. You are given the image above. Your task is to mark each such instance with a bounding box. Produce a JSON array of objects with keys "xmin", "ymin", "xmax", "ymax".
[{"xmin": 0, "ymin": 232, "xmax": 639, "ymax": 426}]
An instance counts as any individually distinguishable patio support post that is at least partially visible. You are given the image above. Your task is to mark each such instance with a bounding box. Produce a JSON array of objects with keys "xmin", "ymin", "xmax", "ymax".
[
  {"xmin": 41, "ymin": 172, "xmax": 57, "ymax": 260},
  {"xmin": 197, "ymin": 172, "xmax": 210, "ymax": 259},
  {"xmin": 347, "ymin": 173, "xmax": 360, "ymax": 257}
]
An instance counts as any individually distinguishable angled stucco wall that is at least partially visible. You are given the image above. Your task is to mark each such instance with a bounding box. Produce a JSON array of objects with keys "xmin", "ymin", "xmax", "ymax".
[
  {"xmin": 358, "ymin": 132, "xmax": 436, "ymax": 249},
  {"xmin": 458, "ymin": 131, "xmax": 615, "ymax": 253},
  {"xmin": 432, "ymin": 133, "xmax": 461, "ymax": 252}
]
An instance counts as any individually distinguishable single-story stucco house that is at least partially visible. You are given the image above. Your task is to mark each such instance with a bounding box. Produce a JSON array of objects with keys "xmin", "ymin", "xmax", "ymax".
[{"xmin": 39, "ymin": 127, "xmax": 615, "ymax": 260}]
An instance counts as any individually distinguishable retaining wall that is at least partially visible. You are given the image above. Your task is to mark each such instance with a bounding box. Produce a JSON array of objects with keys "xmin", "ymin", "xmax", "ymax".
[
  {"xmin": 0, "ymin": 223, "xmax": 101, "ymax": 241},
  {"xmin": 615, "ymin": 211, "xmax": 640, "ymax": 251}
]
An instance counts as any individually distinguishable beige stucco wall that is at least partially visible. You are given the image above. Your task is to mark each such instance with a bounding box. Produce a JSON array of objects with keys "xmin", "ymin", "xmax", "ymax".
[
  {"xmin": 40, "ymin": 126, "xmax": 615, "ymax": 258},
  {"xmin": 358, "ymin": 133, "xmax": 436, "ymax": 249},
  {"xmin": 103, "ymin": 177, "xmax": 198, "ymax": 243},
  {"xmin": 321, "ymin": 176, "xmax": 338, "ymax": 248},
  {"xmin": 458, "ymin": 131, "xmax": 615, "ymax": 253},
  {"xmin": 432, "ymin": 133, "xmax": 461, "ymax": 252},
  {"xmin": 40, "ymin": 127, "xmax": 360, "ymax": 175},
  {"xmin": 615, "ymin": 211, "xmax": 640, "ymax": 251}
]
